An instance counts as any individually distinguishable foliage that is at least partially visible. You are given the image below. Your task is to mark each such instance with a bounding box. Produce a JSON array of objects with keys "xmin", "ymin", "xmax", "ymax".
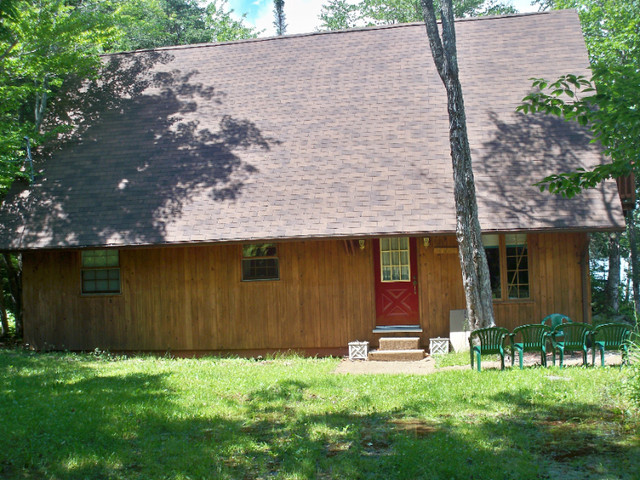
[
  {"xmin": 517, "ymin": 69, "xmax": 640, "ymax": 197},
  {"xmin": 0, "ymin": 0, "xmax": 113, "ymax": 195},
  {"xmin": 624, "ymin": 337, "xmax": 640, "ymax": 407},
  {"xmin": 519, "ymin": 0, "xmax": 640, "ymax": 197},
  {"xmin": 273, "ymin": 0, "xmax": 287, "ymax": 35},
  {"xmin": 107, "ymin": 0, "xmax": 259, "ymax": 52},
  {"xmin": 0, "ymin": 0, "xmax": 259, "ymax": 197},
  {"xmin": 318, "ymin": 0, "xmax": 518, "ymax": 31},
  {"xmin": 0, "ymin": 351, "xmax": 637, "ymax": 479}
]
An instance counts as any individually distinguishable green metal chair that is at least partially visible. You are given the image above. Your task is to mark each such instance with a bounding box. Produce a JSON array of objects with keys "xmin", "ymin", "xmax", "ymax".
[
  {"xmin": 546, "ymin": 322, "xmax": 592, "ymax": 368},
  {"xmin": 510, "ymin": 324, "xmax": 552, "ymax": 369},
  {"xmin": 469, "ymin": 327, "xmax": 509, "ymax": 372},
  {"xmin": 592, "ymin": 323, "xmax": 632, "ymax": 367}
]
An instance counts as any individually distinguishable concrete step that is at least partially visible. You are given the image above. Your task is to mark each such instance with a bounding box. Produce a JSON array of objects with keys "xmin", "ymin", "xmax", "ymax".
[
  {"xmin": 368, "ymin": 349, "xmax": 426, "ymax": 361},
  {"xmin": 379, "ymin": 337, "xmax": 421, "ymax": 351}
]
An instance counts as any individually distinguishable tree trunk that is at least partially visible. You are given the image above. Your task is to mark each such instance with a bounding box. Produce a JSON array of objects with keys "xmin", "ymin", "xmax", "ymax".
[
  {"xmin": 605, "ymin": 232, "xmax": 620, "ymax": 313},
  {"xmin": 626, "ymin": 209, "xmax": 640, "ymax": 318},
  {"xmin": 420, "ymin": 0, "xmax": 495, "ymax": 329},
  {"xmin": 0, "ymin": 283, "xmax": 8, "ymax": 337},
  {"xmin": 1, "ymin": 253, "xmax": 22, "ymax": 338}
]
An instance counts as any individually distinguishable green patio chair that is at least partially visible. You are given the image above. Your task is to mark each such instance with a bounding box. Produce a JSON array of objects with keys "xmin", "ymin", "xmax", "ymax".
[
  {"xmin": 592, "ymin": 323, "xmax": 632, "ymax": 367},
  {"xmin": 510, "ymin": 324, "xmax": 552, "ymax": 369},
  {"xmin": 542, "ymin": 313, "xmax": 572, "ymax": 334},
  {"xmin": 546, "ymin": 322, "xmax": 592, "ymax": 368},
  {"xmin": 469, "ymin": 327, "xmax": 509, "ymax": 372}
]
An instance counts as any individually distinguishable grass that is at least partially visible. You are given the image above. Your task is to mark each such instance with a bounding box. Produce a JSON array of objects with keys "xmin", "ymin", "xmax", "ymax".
[{"xmin": 1, "ymin": 349, "xmax": 638, "ymax": 480}]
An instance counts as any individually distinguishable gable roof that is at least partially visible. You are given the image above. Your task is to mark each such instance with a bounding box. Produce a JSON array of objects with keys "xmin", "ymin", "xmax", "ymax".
[{"xmin": 0, "ymin": 10, "xmax": 625, "ymax": 250}]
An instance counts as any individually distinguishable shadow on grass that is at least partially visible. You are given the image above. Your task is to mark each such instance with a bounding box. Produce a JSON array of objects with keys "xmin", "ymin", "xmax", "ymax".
[{"xmin": 0, "ymin": 353, "xmax": 637, "ymax": 479}]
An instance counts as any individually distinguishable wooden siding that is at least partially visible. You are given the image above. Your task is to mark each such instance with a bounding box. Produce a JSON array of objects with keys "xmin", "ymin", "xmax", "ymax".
[
  {"xmin": 22, "ymin": 233, "xmax": 590, "ymax": 353},
  {"xmin": 417, "ymin": 233, "xmax": 590, "ymax": 339}
]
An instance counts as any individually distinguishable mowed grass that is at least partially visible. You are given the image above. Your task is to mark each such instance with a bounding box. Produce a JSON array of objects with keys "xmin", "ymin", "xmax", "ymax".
[{"xmin": 1, "ymin": 349, "xmax": 638, "ymax": 479}]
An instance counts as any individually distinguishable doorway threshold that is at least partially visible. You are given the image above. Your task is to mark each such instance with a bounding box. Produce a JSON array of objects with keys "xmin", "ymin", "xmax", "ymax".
[{"xmin": 372, "ymin": 325, "xmax": 423, "ymax": 333}]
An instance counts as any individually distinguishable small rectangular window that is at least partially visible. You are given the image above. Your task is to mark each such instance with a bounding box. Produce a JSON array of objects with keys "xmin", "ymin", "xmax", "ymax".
[
  {"xmin": 506, "ymin": 234, "xmax": 529, "ymax": 299},
  {"xmin": 81, "ymin": 250, "xmax": 120, "ymax": 294},
  {"xmin": 242, "ymin": 244, "xmax": 279, "ymax": 281},
  {"xmin": 482, "ymin": 235, "xmax": 501, "ymax": 299}
]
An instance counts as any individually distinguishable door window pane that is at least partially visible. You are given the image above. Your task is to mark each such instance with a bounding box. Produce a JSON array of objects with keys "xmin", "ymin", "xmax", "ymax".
[{"xmin": 380, "ymin": 238, "xmax": 411, "ymax": 282}]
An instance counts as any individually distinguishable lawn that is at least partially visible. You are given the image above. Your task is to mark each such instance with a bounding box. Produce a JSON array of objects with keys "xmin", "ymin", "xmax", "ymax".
[{"xmin": 0, "ymin": 349, "xmax": 638, "ymax": 480}]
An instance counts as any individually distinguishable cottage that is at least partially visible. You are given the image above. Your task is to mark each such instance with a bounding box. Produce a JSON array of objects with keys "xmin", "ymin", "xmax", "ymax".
[{"xmin": 0, "ymin": 10, "xmax": 625, "ymax": 355}]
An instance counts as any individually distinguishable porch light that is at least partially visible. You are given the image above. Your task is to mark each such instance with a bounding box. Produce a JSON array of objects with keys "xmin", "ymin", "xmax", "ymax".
[
  {"xmin": 423, "ymin": 237, "xmax": 430, "ymax": 247},
  {"xmin": 359, "ymin": 239, "xmax": 366, "ymax": 250}
]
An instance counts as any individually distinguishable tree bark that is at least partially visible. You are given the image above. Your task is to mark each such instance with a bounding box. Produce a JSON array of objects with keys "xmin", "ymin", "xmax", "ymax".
[
  {"xmin": 626, "ymin": 209, "xmax": 640, "ymax": 318},
  {"xmin": 1, "ymin": 253, "xmax": 22, "ymax": 338},
  {"xmin": 420, "ymin": 0, "xmax": 495, "ymax": 329},
  {"xmin": 0, "ymin": 283, "xmax": 8, "ymax": 337},
  {"xmin": 604, "ymin": 232, "xmax": 620, "ymax": 313}
]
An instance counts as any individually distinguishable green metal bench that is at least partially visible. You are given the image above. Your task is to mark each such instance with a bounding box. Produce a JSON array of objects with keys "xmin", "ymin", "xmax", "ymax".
[
  {"xmin": 469, "ymin": 326, "xmax": 509, "ymax": 372},
  {"xmin": 510, "ymin": 324, "xmax": 552, "ymax": 369},
  {"xmin": 592, "ymin": 323, "xmax": 632, "ymax": 367},
  {"xmin": 546, "ymin": 322, "xmax": 592, "ymax": 368}
]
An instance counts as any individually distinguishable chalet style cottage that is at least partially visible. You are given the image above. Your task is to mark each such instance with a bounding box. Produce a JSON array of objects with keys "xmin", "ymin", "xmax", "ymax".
[{"xmin": 0, "ymin": 10, "xmax": 626, "ymax": 355}]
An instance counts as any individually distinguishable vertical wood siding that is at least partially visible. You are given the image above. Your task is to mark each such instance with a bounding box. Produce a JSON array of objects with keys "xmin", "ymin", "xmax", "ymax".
[{"xmin": 22, "ymin": 233, "xmax": 590, "ymax": 352}]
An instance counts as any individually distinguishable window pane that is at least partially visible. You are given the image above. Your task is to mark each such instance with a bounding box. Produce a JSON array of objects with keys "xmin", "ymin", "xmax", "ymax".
[
  {"xmin": 484, "ymin": 246, "xmax": 501, "ymax": 299},
  {"xmin": 482, "ymin": 234, "xmax": 500, "ymax": 248},
  {"xmin": 398, "ymin": 237, "xmax": 408, "ymax": 249},
  {"xmin": 382, "ymin": 252, "xmax": 390, "ymax": 266},
  {"xmin": 82, "ymin": 268, "xmax": 120, "ymax": 294},
  {"xmin": 390, "ymin": 238, "xmax": 398, "ymax": 250},
  {"xmin": 242, "ymin": 258, "xmax": 279, "ymax": 281},
  {"xmin": 506, "ymin": 234, "xmax": 527, "ymax": 247},
  {"xmin": 381, "ymin": 238, "xmax": 389, "ymax": 251},
  {"xmin": 382, "ymin": 267, "xmax": 391, "ymax": 281},
  {"xmin": 506, "ymin": 236, "xmax": 529, "ymax": 299},
  {"xmin": 392, "ymin": 266, "xmax": 400, "ymax": 280},
  {"xmin": 401, "ymin": 266, "xmax": 409, "ymax": 280}
]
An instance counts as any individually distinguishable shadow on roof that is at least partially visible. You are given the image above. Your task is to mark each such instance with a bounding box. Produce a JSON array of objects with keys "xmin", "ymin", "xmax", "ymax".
[
  {"xmin": 4, "ymin": 52, "xmax": 278, "ymax": 248},
  {"xmin": 475, "ymin": 111, "xmax": 621, "ymax": 229}
]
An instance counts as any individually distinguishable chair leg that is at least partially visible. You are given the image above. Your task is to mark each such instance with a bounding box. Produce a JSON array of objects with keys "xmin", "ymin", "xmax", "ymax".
[
  {"xmin": 599, "ymin": 344, "xmax": 605, "ymax": 367},
  {"xmin": 558, "ymin": 348, "xmax": 564, "ymax": 369},
  {"xmin": 517, "ymin": 347, "xmax": 524, "ymax": 370},
  {"xmin": 541, "ymin": 347, "xmax": 547, "ymax": 368},
  {"xmin": 500, "ymin": 353, "xmax": 505, "ymax": 371},
  {"xmin": 470, "ymin": 349, "xmax": 474, "ymax": 370},
  {"xmin": 476, "ymin": 350, "xmax": 482, "ymax": 372}
]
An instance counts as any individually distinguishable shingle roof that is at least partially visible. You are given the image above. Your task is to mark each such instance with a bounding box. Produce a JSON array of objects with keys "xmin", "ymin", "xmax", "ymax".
[{"xmin": 0, "ymin": 10, "xmax": 625, "ymax": 250}]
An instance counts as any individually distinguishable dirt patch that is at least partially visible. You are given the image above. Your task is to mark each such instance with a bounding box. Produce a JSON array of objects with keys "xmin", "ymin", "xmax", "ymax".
[
  {"xmin": 333, "ymin": 352, "xmax": 624, "ymax": 375},
  {"xmin": 390, "ymin": 418, "xmax": 439, "ymax": 438}
]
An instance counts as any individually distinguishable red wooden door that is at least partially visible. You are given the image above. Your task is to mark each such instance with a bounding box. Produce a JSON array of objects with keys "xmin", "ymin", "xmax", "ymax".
[{"xmin": 373, "ymin": 237, "xmax": 419, "ymax": 326}]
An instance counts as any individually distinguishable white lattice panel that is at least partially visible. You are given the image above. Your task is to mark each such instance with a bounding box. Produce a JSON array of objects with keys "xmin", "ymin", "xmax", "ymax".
[
  {"xmin": 348, "ymin": 341, "xmax": 369, "ymax": 360},
  {"xmin": 430, "ymin": 337, "xmax": 449, "ymax": 355}
]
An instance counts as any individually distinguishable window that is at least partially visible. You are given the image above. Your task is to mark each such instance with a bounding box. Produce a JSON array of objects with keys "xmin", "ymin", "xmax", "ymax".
[
  {"xmin": 380, "ymin": 237, "xmax": 410, "ymax": 282},
  {"xmin": 81, "ymin": 250, "xmax": 120, "ymax": 294},
  {"xmin": 242, "ymin": 244, "xmax": 279, "ymax": 281},
  {"xmin": 482, "ymin": 234, "xmax": 529, "ymax": 300}
]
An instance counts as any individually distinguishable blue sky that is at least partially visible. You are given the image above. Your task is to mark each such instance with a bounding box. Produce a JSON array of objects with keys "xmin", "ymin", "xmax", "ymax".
[{"xmin": 227, "ymin": 0, "xmax": 539, "ymax": 37}]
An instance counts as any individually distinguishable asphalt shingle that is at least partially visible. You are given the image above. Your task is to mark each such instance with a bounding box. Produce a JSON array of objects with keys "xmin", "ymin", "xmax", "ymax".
[{"xmin": 0, "ymin": 10, "xmax": 625, "ymax": 250}]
